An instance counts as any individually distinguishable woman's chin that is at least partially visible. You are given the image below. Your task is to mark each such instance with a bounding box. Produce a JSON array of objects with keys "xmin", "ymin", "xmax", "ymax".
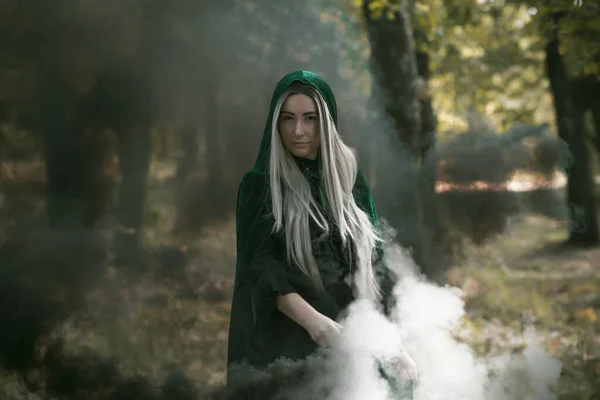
[{"xmin": 290, "ymin": 149, "xmax": 317, "ymax": 160}]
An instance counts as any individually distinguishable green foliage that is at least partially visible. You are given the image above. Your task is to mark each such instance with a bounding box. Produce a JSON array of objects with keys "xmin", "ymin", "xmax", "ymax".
[
  {"xmin": 429, "ymin": 1, "xmax": 558, "ymax": 133},
  {"xmin": 355, "ymin": 0, "xmax": 402, "ymax": 20},
  {"xmin": 509, "ymin": 0, "xmax": 600, "ymax": 78},
  {"xmin": 0, "ymin": 0, "xmax": 596, "ymax": 147},
  {"xmin": 341, "ymin": 0, "xmax": 559, "ymax": 134},
  {"xmin": 340, "ymin": 0, "xmax": 598, "ymax": 136}
]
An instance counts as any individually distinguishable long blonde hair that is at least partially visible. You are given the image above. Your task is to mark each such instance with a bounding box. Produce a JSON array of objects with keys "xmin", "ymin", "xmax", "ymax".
[{"xmin": 268, "ymin": 83, "xmax": 383, "ymax": 302}]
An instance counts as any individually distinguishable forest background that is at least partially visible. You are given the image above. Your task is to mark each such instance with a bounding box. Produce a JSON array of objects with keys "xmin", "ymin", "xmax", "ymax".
[{"xmin": 1, "ymin": 0, "xmax": 600, "ymax": 399}]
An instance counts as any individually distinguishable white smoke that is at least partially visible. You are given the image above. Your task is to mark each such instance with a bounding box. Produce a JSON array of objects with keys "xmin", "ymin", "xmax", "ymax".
[
  {"xmin": 222, "ymin": 228, "xmax": 563, "ymax": 400},
  {"xmin": 306, "ymin": 228, "xmax": 563, "ymax": 400},
  {"xmin": 484, "ymin": 327, "xmax": 562, "ymax": 400}
]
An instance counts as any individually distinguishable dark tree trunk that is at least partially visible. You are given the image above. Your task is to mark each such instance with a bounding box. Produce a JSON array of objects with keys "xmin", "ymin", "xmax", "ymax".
[
  {"xmin": 593, "ymin": 100, "xmax": 600, "ymax": 156},
  {"xmin": 39, "ymin": 74, "xmax": 85, "ymax": 229},
  {"xmin": 572, "ymin": 75, "xmax": 600, "ymax": 156},
  {"xmin": 414, "ymin": 48, "xmax": 448, "ymax": 280},
  {"xmin": 114, "ymin": 123, "xmax": 152, "ymax": 264},
  {"xmin": 362, "ymin": 2, "xmax": 444, "ymax": 279},
  {"xmin": 155, "ymin": 127, "xmax": 170, "ymax": 159},
  {"xmin": 545, "ymin": 15, "xmax": 599, "ymax": 245},
  {"xmin": 110, "ymin": 66, "xmax": 154, "ymax": 265},
  {"xmin": 43, "ymin": 129, "xmax": 82, "ymax": 229},
  {"xmin": 77, "ymin": 130, "xmax": 114, "ymax": 229},
  {"xmin": 569, "ymin": 95, "xmax": 599, "ymax": 244},
  {"xmin": 112, "ymin": 0, "xmax": 163, "ymax": 264},
  {"xmin": 587, "ymin": 79, "xmax": 600, "ymax": 156},
  {"xmin": 176, "ymin": 124, "xmax": 200, "ymax": 182},
  {"xmin": 203, "ymin": 70, "xmax": 233, "ymax": 222},
  {"xmin": 205, "ymin": 72, "xmax": 220, "ymax": 184},
  {"xmin": 415, "ymin": 50, "xmax": 437, "ymax": 161},
  {"xmin": 114, "ymin": 0, "xmax": 168, "ymax": 260},
  {"xmin": 363, "ymin": 1, "xmax": 421, "ymax": 158}
]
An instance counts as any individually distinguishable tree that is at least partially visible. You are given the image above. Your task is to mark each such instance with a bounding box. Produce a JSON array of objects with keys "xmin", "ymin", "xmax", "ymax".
[
  {"xmin": 543, "ymin": 10, "xmax": 599, "ymax": 245},
  {"xmin": 7, "ymin": 1, "xmax": 141, "ymax": 229},
  {"xmin": 362, "ymin": 0, "xmax": 422, "ymax": 158},
  {"xmin": 492, "ymin": 0, "xmax": 600, "ymax": 245},
  {"xmin": 360, "ymin": 0, "xmax": 451, "ymax": 279}
]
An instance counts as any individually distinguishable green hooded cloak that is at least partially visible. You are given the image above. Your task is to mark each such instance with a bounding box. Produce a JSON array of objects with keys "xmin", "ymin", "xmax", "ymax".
[{"xmin": 226, "ymin": 71, "xmax": 403, "ymax": 392}]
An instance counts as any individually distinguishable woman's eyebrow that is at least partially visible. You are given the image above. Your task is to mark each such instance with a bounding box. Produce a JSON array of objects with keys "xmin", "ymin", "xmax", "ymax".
[{"xmin": 280, "ymin": 110, "xmax": 318, "ymax": 116}]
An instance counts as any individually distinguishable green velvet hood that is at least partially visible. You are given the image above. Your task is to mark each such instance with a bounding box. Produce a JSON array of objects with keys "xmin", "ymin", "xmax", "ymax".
[
  {"xmin": 252, "ymin": 70, "xmax": 338, "ymax": 173},
  {"xmin": 233, "ymin": 70, "xmax": 386, "ymax": 293}
]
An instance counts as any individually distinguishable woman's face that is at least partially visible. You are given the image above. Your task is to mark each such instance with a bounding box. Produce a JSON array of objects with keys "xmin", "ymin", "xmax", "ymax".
[{"xmin": 278, "ymin": 93, "xmax": 321, "ymax": 160}]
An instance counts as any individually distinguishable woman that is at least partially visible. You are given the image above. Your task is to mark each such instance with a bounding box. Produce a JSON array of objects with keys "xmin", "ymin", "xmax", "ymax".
[{"xmin": 226, "ymin": 70, "xmax": 417, "ymax": 395}]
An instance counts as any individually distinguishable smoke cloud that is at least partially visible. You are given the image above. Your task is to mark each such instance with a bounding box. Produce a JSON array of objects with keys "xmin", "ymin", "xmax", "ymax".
[{"xmin": 218, "ymin": 226, "xmax": 563, "ymax": 400}]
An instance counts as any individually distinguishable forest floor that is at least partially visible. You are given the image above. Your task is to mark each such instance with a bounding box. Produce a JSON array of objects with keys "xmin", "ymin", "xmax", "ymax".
[
  {"xmin": 0, "ymin": 163, "xmax": 599, "ymax": 399},
  {"xmin": 4, "ymin": 213, "xmax": 597, "ymax": 400},
  {"xmin": 446, "ymin": 215, "xmax": 600, "ymax": 399}
]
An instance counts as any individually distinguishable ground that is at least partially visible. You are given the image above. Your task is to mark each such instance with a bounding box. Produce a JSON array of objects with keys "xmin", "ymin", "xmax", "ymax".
[
  {"xmin": 446, "ymin": 215, "xmax": 600, "ymax": 399},
  {"xmin": 0, "ymin": 162, "xmax": 598, "ymax": 398}
]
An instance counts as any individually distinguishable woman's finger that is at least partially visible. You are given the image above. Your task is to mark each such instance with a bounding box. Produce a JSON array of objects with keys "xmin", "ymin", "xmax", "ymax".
[
  {"xmin": 316, "ymin": 333, "xmax": 327, "ymax": 347},
  {"xmin": 406, "ymin": 366, "xmax": 418, "ymax": 383}
]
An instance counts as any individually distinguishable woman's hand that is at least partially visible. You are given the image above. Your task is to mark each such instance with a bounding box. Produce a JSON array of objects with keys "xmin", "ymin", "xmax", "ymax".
[
  {"xmin": 276, "ymin": 293, "xmax": 342, "ymax": 346},
  {"xmin": 304, "ymin": 313, "xmax": 343, "ymax": 347},
  {"xmin": 394, "ymin": 347, "xmax": 418, "ymax": 383}
]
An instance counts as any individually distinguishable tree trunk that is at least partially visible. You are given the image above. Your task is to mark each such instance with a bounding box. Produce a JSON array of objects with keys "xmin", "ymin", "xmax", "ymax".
[
  {"xmin": 593, "ymin": 100, "xmax": 600, "ymax": 156},
  {"xmin": 414, "ymin": 49, "xmax": 448, "ymax": 280},
  {"xmin": 363, "ymin": 2, "xmax": 422, "ymax": 157},
  {"xmin": 39, "ymin": 74, "xmax": 84, "ymax": 229},
  {"xmin": 176, "ymin": 124, "xmax": 200, "ymax": 182},
  {"xmin": 114, "ymin": 123, "xmax": 152, "ymax": 264},
  {"xmin": 155, "ymin": 127, "xmax": 170, "ymax": 159},
  {"xmin": 588, "ymin": 80, "xmax": 600, "ymax": 156},
  {"xmin": 363, "ymin": 2, "xmax": 440, "ymax": 278},
  {"xmin": 415, "ymin": 50, "xmax": 437, "ymax": 161},
  {"xmin": 572, "ymin": 75, "xmax": 600, "ymax": 157},
  {"xmin": 568, "ymin": 92, "xmax": 599, "ymax": 244},
  {"xmin": 77, "ymin": 130, "xmax": 114, "ymax": 229},
  {"xmin": 545, "ymin": 15, "xmax": 599, "ymax": 245},
  {"xmin": 205, "ymin": 72, "xmax": 220, "ymax": 184}
]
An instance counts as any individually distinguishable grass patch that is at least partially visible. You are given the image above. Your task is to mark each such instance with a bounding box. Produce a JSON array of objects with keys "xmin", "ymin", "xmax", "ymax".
[
  {"xmin": 448, "ymin": 266, "xmax": 557, "ymax": 326},
  {"xmin": 446, "ymin": 216, "xmax": 600, "ymax": 399}
]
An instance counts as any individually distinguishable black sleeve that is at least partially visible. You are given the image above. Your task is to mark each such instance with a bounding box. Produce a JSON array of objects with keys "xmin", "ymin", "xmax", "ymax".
[{"xmin": 247, "ymin": 231, "xmax": 298, "ymax": 324}]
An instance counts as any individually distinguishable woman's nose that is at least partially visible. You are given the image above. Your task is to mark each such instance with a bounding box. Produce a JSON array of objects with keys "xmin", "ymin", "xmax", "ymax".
[{"xmin": 294, "ymin": 122, "xmax": 304, "ymax": 137}]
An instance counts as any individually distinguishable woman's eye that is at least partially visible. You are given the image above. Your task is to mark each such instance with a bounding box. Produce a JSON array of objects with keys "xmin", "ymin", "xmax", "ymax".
[{"xmin": 306, "ymin": 116, "xmax": 317, "ymax": 121}]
